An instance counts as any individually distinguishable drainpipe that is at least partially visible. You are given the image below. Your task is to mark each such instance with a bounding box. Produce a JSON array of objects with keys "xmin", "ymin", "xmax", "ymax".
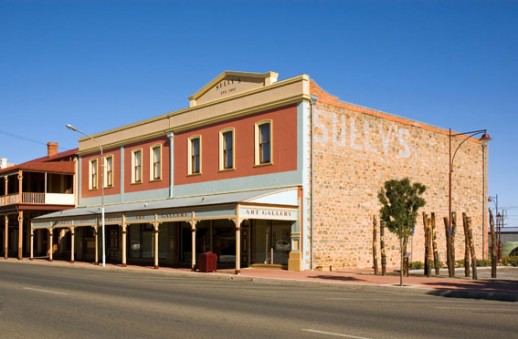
[
  {"xmin": 168, "ymin": 132, "xmax": 174, "ymax": 198},
  {"xmin": 310, "ymin": 94, "xmax": 318, "ymax": 270}
]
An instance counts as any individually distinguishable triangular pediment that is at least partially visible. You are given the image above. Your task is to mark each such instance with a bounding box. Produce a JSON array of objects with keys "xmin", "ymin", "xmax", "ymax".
[{"xmin": 189, "ymin": 71, "xmax": 278, "ymax": 107}]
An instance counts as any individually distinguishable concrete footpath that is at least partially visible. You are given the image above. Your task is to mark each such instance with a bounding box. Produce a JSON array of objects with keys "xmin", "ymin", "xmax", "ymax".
[{"xmin": 5, "ymin": 259, "xmax": 518, "ymax": 302}]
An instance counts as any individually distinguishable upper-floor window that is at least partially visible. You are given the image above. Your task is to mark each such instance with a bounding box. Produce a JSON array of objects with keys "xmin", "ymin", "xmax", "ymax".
[
  {"xmin": 219, "ymin": 129, "xmax": 234, "ymax": 170},
  {"xmin": 255, "ymin": 121, "xmax": 272, "ymax": 165},
  {"xmin": 132, "ymin": 149, "xmax": 143, "ymax": 184},
  {"xmin": 89, "ymin": 159, "xmax": 98, "ymax": 190},
  {"xmin": 150, "ymin": 145, "xmax": 162, "ymax": 180},
  {"xmin": 188, "ymin": 136, "xmax": 201, "ymax": 175},
  {"xmin": 104, "ymin": 155, "xmax": 113, "ymax": 188}
]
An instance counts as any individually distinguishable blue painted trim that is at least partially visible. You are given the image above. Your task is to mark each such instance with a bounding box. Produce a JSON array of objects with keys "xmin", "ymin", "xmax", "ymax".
[
  {"xmin": 174, "ymin": 170, "xmax": 301, "ymax": 197},
  {"xmin": 80, "ymin": 187, "xmax": 170, "ymax": 207}
]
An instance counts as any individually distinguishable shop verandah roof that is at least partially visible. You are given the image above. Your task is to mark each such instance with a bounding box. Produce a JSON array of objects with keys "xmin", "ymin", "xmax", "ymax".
[{"xmin": 32, "ymin": 187, "xmax": 299, "ymax": 228}]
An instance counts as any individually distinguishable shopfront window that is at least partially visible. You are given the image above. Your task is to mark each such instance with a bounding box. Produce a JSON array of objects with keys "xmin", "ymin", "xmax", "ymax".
[
  {"xmin": 213, "ymin": 220, "xmax": 235, "ymax": 264},
  {"xmin": 129, "ymin": 223, "xmax": 169, "ymax": 259},
  {"xmin": 180, "ymin": 223, "xmax": 192, "ymax": 262},
  {"xmin": 179, "ymin": 220, "xmax": 236, "ymax": 265},
  {"xmin": 251, "ymin": 220, "xmax": 291, "ymax": 266}
]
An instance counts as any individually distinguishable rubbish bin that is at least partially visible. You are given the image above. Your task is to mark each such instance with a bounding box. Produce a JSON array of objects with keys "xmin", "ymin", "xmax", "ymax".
[{"xmin": 198, "ymin": 252, "xmax": 217, "ymax": 272}]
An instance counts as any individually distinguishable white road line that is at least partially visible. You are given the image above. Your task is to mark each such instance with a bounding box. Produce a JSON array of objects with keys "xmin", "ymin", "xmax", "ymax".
[
  {"xmin": 22, "ymin": 287, "xmax": 68, "ymax": 296},
  {"xmin": 302, "ymin": 329, "xmax": 371, "ymax": 338},
  {"xmin": 327, "ymin": 298, "xmax": 440, "ymax": 302}
]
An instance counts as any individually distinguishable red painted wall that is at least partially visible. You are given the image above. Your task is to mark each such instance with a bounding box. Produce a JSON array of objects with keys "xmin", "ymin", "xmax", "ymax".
[
  {"xmin": 124, "ymin": 136, "xmax": 170, "ymax": 194},
  {"xmin": 81, "ymin": 136, "xmax": 170, "ymax": 199},
  {"xmin": 80, "ymin": 147, "xmax": 121, "ymax": 199},
  {"xmin": 174, "ymin": 105, "xmax": 298, "ymax": 185},
  {"xmin": 80, "ymin": 105, "xmax": 297, "ymax": 199}
]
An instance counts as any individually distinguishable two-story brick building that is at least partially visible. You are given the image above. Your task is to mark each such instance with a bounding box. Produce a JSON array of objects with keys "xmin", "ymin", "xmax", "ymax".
[{"xmin": 32, "ymin": 71, "xmax": 489, "ymax": 272}]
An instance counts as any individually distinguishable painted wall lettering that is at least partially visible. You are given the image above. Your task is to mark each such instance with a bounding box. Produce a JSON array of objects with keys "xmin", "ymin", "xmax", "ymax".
[{"xmin": 314, "ymin": 109, "xmax": 412, "ymax": 158}]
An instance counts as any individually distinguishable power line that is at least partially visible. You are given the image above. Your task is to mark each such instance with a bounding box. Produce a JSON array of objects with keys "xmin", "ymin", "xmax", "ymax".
[{"xmin": 0, "ymin": 129, "xmax": 47, "ymax": 146}]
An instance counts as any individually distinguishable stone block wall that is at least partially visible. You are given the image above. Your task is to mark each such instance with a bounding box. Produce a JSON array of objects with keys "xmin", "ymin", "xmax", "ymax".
[{"xmin": 309, "ymin": 83, "xmax": 488, "ymax": 270}]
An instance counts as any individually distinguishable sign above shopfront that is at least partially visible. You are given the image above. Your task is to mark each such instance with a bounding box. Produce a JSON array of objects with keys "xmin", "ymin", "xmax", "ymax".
[{"xmin": 239, "ymin": 206, "xmax": 298, "ymax": 221}]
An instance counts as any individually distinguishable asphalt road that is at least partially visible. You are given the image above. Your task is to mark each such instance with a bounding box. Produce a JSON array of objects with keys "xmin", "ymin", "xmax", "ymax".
[{"xmin": 0, "ymin": 262, "xmax": 517, "ymax": 339}]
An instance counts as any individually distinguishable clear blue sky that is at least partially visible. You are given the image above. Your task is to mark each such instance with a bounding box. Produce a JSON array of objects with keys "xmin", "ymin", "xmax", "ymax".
[{"xmin": 1, "ymin": 0, "xmax": 517, "ymax": 225}]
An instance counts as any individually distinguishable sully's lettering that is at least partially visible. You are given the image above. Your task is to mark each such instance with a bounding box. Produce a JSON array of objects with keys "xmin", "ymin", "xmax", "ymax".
[
  {"xmin": 314, "ymin": 110, "xmax": 412, "ymax": 159},
  {"xmin": 216, "ymin": 78, "xmax": 242, "ymax": 96}
]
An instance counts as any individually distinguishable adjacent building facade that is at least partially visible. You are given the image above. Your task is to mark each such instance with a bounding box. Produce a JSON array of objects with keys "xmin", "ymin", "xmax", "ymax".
[
  {"xmin": 32, "ymin": 71, "xmax": 489, "ymax": 272},
  {"xmin": 1, "ymin": 143, "xmax": 76, "ymax": 260}
]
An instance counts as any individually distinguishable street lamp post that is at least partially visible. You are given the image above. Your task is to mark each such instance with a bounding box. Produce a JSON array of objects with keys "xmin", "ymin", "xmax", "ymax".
[
  {"xmin": 66, "ymin": 124, "xmax": 106, "ymax": 267},
  {"xmin": 488, "ymin": 194, "xmax": 500, "ymax": 260},
  {"xmin": 448, "ymin": 128, "xmax": 491, "ymax": 277}
]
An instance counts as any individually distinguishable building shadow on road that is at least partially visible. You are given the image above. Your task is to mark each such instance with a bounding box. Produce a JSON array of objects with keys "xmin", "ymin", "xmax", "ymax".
[
  {"xmin": 309, "ymin": 275, "xmax": 365, "ymax": 282},
  {"xmin": 424, "ymin": 279, "xmax": 518, "ymax": 302}
]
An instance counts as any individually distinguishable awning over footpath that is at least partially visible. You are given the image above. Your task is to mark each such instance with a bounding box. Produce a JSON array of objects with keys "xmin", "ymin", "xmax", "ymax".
[{"xmin": 32, "ymin": 187, "xmax": 299, "ymax": 229}]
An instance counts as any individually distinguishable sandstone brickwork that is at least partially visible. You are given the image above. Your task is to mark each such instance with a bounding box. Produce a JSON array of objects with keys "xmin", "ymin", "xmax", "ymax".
[{"xmin": 309, "ymin": 82, "xmax": 488, "ymax": 270}]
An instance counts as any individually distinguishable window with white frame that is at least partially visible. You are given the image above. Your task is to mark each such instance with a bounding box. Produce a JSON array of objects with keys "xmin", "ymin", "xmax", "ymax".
[
  {"xmin": 132, "ymin": 149, "xmax": 143, "ymax": 183},
  {"xmin": 255, "ymin": 121, "xmax": 272, "ymax": 165},
  {"xmin": 188, "ymin": 136, "xmax": 201, "ymax": 175},
  {"xmin": 150, "ymin": 144, "xmax": 162, "ymax": 180},
  {"xmin": 89, "ymin": 158, "xmax": 98, "ymax": 189},
  {"xmin": 104, "ymin": 155, "xmax": 113, "ymax": 188},
  {"xmin": 219, "ymin": 129, "xmax": 234, "ymax": 170}
]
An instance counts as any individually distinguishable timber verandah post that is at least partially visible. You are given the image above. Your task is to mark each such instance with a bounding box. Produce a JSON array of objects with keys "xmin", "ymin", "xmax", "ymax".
[
  {"xmin": 30, "ymin": 226, "xmax": 34, "ymax": 260},
  {"xmin": 233, "ymin": 204, "xmax": 243, "ymax": 275},
  {"xmin": 48, "ymin": 228, "xmax": 53, "ymax": 261},
  {"xmin": 70, "ymin": 227, "xmax": 75, "ymax": 263},
  {"xmin": 153, "ymin": 222, "xmax": 160, "ymax": 269},
  {"xmin": 93, "ymin": 226, "xmax": 99, "ymax": 265},
  {"xmin": 121, "ymin": 216, "xmax": 127, "ymax": 267},
  {"xmin": 17, "ymin": 210, "xmax": 23, "ymax": 260},
  {"xmin": 189, "ymin": 219, "xmax": 197, "ymax": 271},
  {"xmin": 3, "ymin": 178, "xmax": 7, "ymax": 259},
  {"xmin": 4, "ymin": 215, "xmax": 8, "ymax": 259}
]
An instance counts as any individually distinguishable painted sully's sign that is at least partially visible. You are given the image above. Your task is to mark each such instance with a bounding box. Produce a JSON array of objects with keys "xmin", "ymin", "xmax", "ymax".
[{"xmin": 314, "ymin": 110, "xmax": 412, "ymax": 159}]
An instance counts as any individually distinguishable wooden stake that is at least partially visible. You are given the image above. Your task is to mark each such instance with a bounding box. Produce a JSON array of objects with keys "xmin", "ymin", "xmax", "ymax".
[
  {"xmin": 451, "ymin": 211, "xmax": 456, "ymax": 278},
  {"xmin": 443, "ymin": 217, "xmax": 453, "ymax": 277},
  {"xmin": 423, "ymin": 212, "xmax": 431, "ymax": 277},
  {"xmin": 431, "ymin": 212, "xmax": 440, "ymax": 276},
  {"xmin": 462, "ymin": 212, "xmax": 470, "ymax": 277},
  {"xmin": 426, "ymin": 217, "xmax": 433, "ymax": 278},
  {"xmin": 467, "ymin": 216, "xmax": 478, "ymax": 280},
  {"xmin": 373, "ymin": 216, "xmax": 379, "ymax": 275},
  {"xmin": 380, "ymin": 219, "xmax": 386, "ymax": 276}
]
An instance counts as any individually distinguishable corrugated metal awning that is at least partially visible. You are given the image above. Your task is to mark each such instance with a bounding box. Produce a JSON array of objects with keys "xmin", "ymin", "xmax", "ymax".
[{"xmin": 32, "ymin": 187, "xmax": 299, "ymax": 229}]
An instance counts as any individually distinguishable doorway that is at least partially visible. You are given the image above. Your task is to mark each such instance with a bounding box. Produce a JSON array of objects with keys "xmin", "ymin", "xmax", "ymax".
[{"xmin": 251, "ymin": 220, "xmax": 291, "ymax": 266}]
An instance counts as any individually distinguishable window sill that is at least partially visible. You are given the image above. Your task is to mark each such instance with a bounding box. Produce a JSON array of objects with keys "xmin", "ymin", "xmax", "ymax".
[
  {"xmin": 253, "ymin": 162, "xmax": 273, "ymax": 168},
  {"xmin": 218, "ymin": 168, "xmax": 235, "ymax": 173}
]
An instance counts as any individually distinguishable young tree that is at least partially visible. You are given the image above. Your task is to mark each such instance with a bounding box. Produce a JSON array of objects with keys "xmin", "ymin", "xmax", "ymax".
[{"xmin": 378, "ymin": 178, "xmax": 426, "ymax": 286}]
